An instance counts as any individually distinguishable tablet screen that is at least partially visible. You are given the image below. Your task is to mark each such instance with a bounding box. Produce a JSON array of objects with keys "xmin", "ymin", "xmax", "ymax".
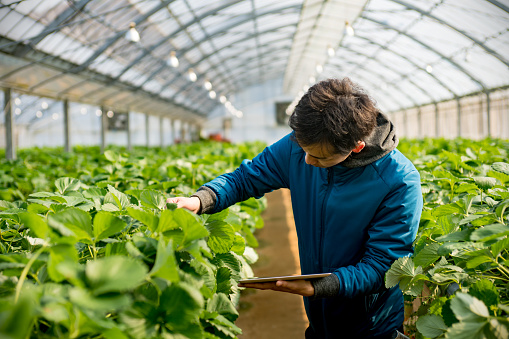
[{"xmin": 239, "ymin": 273, "xmax": 331, "ymax": 284}]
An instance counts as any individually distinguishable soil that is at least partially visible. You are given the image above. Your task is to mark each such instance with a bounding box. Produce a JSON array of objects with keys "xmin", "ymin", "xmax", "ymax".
[{"xmin": 236, "ymin": 189, "xmax": 308, "ymax": 338}]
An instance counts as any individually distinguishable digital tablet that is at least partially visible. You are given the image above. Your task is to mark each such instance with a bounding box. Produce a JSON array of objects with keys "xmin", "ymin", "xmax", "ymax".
[{"xmin": 239, "ymin": 273, "xmax": 331, "ymax": 284}]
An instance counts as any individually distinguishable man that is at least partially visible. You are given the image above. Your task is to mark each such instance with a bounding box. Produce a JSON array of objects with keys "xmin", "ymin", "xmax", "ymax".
[{"xmin": 168, "ymin": 78, "xmax": 422, "ymax": 338}]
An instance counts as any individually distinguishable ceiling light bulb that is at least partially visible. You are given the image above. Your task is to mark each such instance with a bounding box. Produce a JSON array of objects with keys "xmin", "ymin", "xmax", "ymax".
[
  {"xmin": 219, "ymin": 95, "xmax": 227, "ymax": 104},
  {"xmin": 107, "ymin": 110, "xmax": 114, "ymax": 118},
  {"xmin": 209, "ymin": 90, "xmax": 216, "ymax": 99},
  {"xmin": 426, "ymin": 64, "xmax": 433, "ymax": 73},
  {"xmin": 96, "ymin": 109, "xmax": 102, "ymax": 116},
  {"xmin": 36, "ymin": 111, "xmax": 42, "ymax": 118},
  {"xmin": 315, "ymin": 64, "xmax": 323, "ymax": 73},
  {"xmin": 41, "ymin": 101, "xmax": 48, "ymax": 109},
  {"xmin": 204, "ymin": 80, "xmax": 212, "ymax": 90},
  {"xmin": 309, "ymin": 76, "xmax": 316, "ymax": 84},
  {"xmin": 169, "ymin": 51, "xmax": 179, "ymax": 67},
  {"xmin": 15, "ymin": 108, "xmax": 21, "ymax": 115},
  {"xmin": 81, "ymin": 107, "xmax": 87, "ymax": 115},
  {"xmin": 345, "ymin": 21, "xmax": 355, "ymax": 36},
  {"xmin": 14, "ymin": 98, "xmax": 21, "ymax": 105},
  {"xmin": 327, "ymin": 45, "xmax": 335, "ymax": 57},
  {"xmin": 237, "ymin": 111, "xmax": 243, "ymax": 118},
  {"xmin": 188, "ymin": 68, "xmax": 197, "ymax": 82},
  {"xmin": 52, "ymin": 113, "xmax": 58, "ymax": 120},
  {"xmin": 125, "ymin": 22, "xmax": 140, "ymax": 43}
]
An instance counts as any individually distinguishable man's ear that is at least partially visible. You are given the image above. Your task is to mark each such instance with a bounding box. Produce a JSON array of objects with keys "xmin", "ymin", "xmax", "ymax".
[{"xmin": 352, "ymin": 141, "xmax": 365, "ymax": 154}]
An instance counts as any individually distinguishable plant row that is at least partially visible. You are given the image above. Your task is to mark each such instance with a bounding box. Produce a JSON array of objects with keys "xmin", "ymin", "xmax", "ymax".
[
  {"xmin": 0, "ymin": 142, "xmax": 266, "ymax": 339},
  {"xmin": 389, "ymin": 138, "xmax": 509, "ymax": 339}
]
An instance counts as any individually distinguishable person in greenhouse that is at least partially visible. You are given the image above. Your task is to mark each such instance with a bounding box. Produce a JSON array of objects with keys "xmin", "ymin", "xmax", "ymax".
[{"xmin": 167, "ymin": 77, "xmax": 422, "ymax": 339}]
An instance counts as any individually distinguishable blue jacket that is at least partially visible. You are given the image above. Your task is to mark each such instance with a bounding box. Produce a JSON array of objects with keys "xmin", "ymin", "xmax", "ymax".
[{"xmin": 204, "ymin": 133, "xmax": 422, "ymax": 338}]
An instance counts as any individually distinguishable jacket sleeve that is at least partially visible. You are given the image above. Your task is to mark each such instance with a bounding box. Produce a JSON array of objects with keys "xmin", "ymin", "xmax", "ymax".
[
  {"xmin": 334, "ymin": 169, "xmax": 423, "ymax": 298},
  {"xmin": 202, "ymin": 135, "xmax": 292, "ymax": 213}
]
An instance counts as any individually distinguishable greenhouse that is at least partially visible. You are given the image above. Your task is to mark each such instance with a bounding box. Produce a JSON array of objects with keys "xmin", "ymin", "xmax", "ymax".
[{"xmin": 0, "ymin": 0, "xmax": 508, "ymax": 338}]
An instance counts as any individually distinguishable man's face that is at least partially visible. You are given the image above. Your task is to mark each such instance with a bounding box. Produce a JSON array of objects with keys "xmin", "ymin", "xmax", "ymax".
[{"xmin": 301, "ymin": 143, "xmax": 352, "ymax": 168}]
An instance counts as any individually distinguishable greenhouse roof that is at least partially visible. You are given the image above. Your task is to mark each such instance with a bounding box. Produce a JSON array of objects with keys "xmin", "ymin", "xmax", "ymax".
[{"xmin": 0, "ymin": 0, "xmax": 508, "ymax": 121}]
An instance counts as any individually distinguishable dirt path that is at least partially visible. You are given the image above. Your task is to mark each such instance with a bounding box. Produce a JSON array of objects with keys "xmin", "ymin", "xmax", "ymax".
[{"xmin": 236, "ymin": 189, "xmax": 308, "ymax": 338}]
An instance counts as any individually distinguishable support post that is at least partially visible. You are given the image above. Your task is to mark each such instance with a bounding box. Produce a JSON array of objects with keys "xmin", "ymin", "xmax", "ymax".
[
  {"xmin": 181, "ymin": 122, "xmax": 186, "ymax": 143},
  {"xmin": 403, "ymin": 111, "xmax": 408, "ymax": 138},
  {"xmin": 145, "ymin": 114, "xmax": 150, "ymax": 147},
  {"xmin": 126, "ymin": 112, "xmax": 132, "ymax": 151},
  {"xmin": 160, "ymin": 116, "xmax": 164, "ymax": 147},
  {"xmin": 100, "ymin": 106, "xmax": 107, "ymax": 153},
  {"xmin": 63, "ymin": 99, "xmax": 70, "ymax": 152},
  {"xmin": 486, "ymin": 91, "xmax": 491, "ymax": 138},
  {"xmin": 417, "ymin": 108, "xmax": 422, "ymax": 138},
  {"xmin": 434, "ymin": 103, "xmax": 439, "ymax": 138},
  {"xmin": 170, "ymin": 119, "xmax": 175, "ymax": 144},
  {"xmin": 456, "ymin": 98, "xmax": 461, "ymax": 138},
  {"xmin": 3, "ymin": 88, "xmax": 15, "ymax": 160}
]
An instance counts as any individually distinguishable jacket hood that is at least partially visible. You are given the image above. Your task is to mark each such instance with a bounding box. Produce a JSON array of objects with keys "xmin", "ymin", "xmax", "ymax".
[{"xmin": 340, "ymin": 111, "xmax": 398, "ymax": 168}]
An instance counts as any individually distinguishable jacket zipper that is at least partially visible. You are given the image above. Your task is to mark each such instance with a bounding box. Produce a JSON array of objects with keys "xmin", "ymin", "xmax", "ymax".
[{"xmin": 318, "ymin": 167, "xmax": 334, "ymax": 269}]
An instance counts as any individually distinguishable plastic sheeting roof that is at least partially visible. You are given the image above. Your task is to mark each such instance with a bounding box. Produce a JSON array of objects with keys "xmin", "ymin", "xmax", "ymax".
[{"xmin": 0, "ymin": 0, "xmax": 508, "ymax": 121}]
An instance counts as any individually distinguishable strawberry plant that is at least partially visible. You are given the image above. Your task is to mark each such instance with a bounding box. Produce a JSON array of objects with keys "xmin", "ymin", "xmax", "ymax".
[
  {"xmin": 388, "ymin": 138, "xmax": 509, "ymax": 339},
  {"xmin": 0, "ymin": 142, "xmax": 266, "ymax": 339}
]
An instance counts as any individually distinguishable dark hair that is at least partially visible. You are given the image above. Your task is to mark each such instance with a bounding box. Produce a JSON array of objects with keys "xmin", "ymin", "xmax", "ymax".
[{"xmin": 288, "ymin": 78, "xmax": 378, "ymax": 155}]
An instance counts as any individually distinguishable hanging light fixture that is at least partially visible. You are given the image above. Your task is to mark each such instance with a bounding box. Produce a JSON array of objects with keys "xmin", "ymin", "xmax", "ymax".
[
  {"xmin": 169, "ymin": 51, "xmax": 179, "ymax": 67},
  {"xmin": 315, "ymin": 64, "xmax": 323, "ymax": 73},
  {"xmin": 80, "ymin": 107, "xmax": 87, "ymax": 115},
  {"xmin": 345, "ymin": 21, "xmax": 355, "ymax": 37},
  {"xmin": 14, "ymin": 97, "xmax": 21, "ymax": 106},
  {"xmin": 52, "ymin": 113, "xmax": 59, "ymax": 120},
  {"xmin": 41, "ymin": 101, "xmax": 48, "ymax": 109},
  {"xmin": 125, "ymin": 22, "xmax": 140, "ymax": 43},
  {"xmin": 219, "ymin": 95, "xmax": 227, "ymax": 104},
  {"xmin": 107, "ymin": 110, "xmax": 114, "ymax": 118},
  {"xmin": 464, "ymin": 50, "xmax": 471, "ymax": 62},
  {"xmin": 426, "ymin": 64, "xmax": 433, "ymax": 73},
  {"xmin": 204, "ymin": 79, "xmax": 212, "ymax": 90},
  {"xmin": 188, "ymin": 68, "xmax": 197, "ymax": 82},
  {"xmin": 327, "ymin": 44, "xmax": 335, "ymax": 57},
  {"xmin": 36, "ymin": 111, "xmax": 43, "ymax": 118},
  {"xmin": 209, "ymin": 90, "xmax": 217, "ymax": 99},
  {"xmin": 15, "ymin": 108, "xmax": 21, "ymax": 115},
  {"xmin": 96, "ymin": 109, "xmax": 102, "ymax": 116}
]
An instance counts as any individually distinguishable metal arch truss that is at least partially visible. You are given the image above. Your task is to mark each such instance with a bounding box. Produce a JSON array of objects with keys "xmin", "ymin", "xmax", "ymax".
[
  {"xmin": 361, "ymin": 14, "xmax": 487, "ymax": 90},
  {"xmin": 388, "ymin": 0, "xmax": 509, "ymax": 68}
]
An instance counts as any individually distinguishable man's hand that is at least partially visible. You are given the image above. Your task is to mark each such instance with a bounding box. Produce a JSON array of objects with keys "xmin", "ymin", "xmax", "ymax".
[
  {"xmin": 238, "ymin": 279, "xmax": 314, "ymax": 297},
  {"xmin": 166, "ymin": 197, "xmax": 201, "ymax": 214}
]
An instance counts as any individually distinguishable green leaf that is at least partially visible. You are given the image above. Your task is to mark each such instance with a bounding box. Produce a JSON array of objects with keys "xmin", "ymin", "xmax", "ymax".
[
  {"xmin": 93, "ymin": 212, "xmax": 126, "ymax": 241},
  {"xmin": 140, "ymin": 190, "xmax": 166, "ymax": 210},
  {"xmin": 471, "ymin": 214, "xmax": 499, "ymax": 226},
  {"xmin": 127, "ymin": 207, "xmax": 159, "ymax": 233},
  {"xmin": 414, "ymin": 242, "xmax": 441, "ymax": 267},
  {"xmin": 468, "ymin": 279, "xmax": 500, "ymax": 309},
  {"xmin": 150, "ymin": 237, "xmax": 179, "ymax": 282},
  {"xmin": 445, "ymin": 321, "xmax": 486, "ymax": 339},
  {"xmin": 172, "ymin": 209, "xmax": 209, "ymax": 247},
  {"xmin": 48, "ymin": 244, "xmax": 78, "ymax": 282},
  {"xmin": 216, "ymin": 267, "xmax": 232, "ymax": 295},
  {"xmin": 438, "ymin": 242, "xmax": 486, "ymax": 256},
  {"xmin": 385, "ymin": 257, "xmax": 427, "ymax": 296},
  {"xmin": 473, "ymin": 177, "xmax": 498, "ymax": 191},
  {"xmin": 104, "ymin": 150, "xmax": 121, "ymax": 163},
  {"xmin": 158, "ymin": 209, "xmax": 178, "ymax": 232},
  {"xmin": 495, "ymin": 199, "xmax": 509, "ymax": 221},
  {"xmin": 450, "ymin": 293, "xmax": 489, "ymax": 322},
  {"xmin": 55, "ymin": 177, "xmax": 80, "ymax": 194},
  {"xmin": 159, "ymin": 283, "xmax": 204, "ymax": 330},
  {"xmin": 69, "ymin": 287, "xmax": 131, "ymax": 311},
  {"xmin": 231, "ymin": 235, "xmax": 246, "ymax": 255},
  {"xmin": 470, "ymin": 224, "xmax": 509, "ymax": 241},
  {"xmin": 433, "ymin": 204, "xmax": 463, "ymax": 218},
  {"xmin": 491, "ymin": 237, "xmax": 509, "ymax": 257},
  {"xmin": 492, "ymin": 162, "xmax": 509, "ymax": 175},
  {"xmin": 48, "ymin": 207, "xmax": 93, "ymax": 243},
  {"xmin": 456, "ymin": 183, "xmax": 479, "ymax": 193},
  {"xmin": 86, "ymin": 256, "xmax": 147, "ymax": 295},
  {"xmin": 436, "ymin": 229, "xmax": 471, "ymax": 242},
  {"xmin": 105, "ymin": 185, "xmax": 131, "ymax": 210},
  {"xmin": 207, "ymin": 293, "xmax": 239, "ymax": 322},
  {"xmin": 20, "ymin": 212, "xmax": 49, "ymax": 239},
  {"xmin": 466, "ymin": 255, "xmax": 492, "ymax": 269},
  {"xmin": 206, "ymin": 220, "xmax": 235, "ymax": 254},
  {"xmin": 416, "ymin": 315, "xmax": 447, "ymax": 338}
]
